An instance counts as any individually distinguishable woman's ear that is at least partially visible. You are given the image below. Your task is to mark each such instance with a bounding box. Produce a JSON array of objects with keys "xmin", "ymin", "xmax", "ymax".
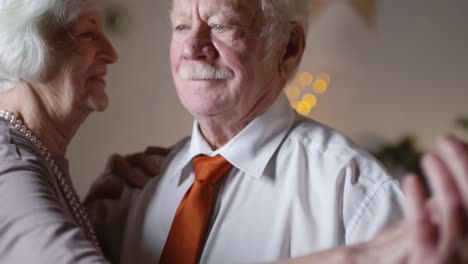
[{"xmin": 280, "ymin": 24, "xmax": 306, "ymax": 78}]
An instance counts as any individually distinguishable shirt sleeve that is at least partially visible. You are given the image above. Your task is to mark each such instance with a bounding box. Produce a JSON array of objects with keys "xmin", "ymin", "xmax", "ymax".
[
  {"xmin": 345, "ymin": 173, "xmax": 405, "ymax": 244},
  {"xmin": 0, "ymin": 151, "xmax": 109, "ymax": 263}
]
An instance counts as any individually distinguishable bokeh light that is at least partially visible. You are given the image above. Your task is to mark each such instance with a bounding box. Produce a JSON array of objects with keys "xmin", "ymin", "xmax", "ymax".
[
  {"xmin": 285, "ymin": 85, "xmax": 302, "ymax": 100},
  {"xmin": 302, "ymin": 94, "xmax": 317, "ymax": 108},
  {"xmin": 296, "ymin": 101, "xmax": 313, "ymax": 116},
  {"xmin": 290, "ymin": 101, "xmax": 299, "ymax": 109},
  {"xmin": 313, "ymin": 80, "xmax": 328, "ymax": 94},
  {"xmin": 317, "ymin": 73, "xmax": 331, "ymax": 84},
  {"xmin": 287, "ymin": 71, "xmax": 331, "ymax": 116},
  {"xmin": 298, "ymin": 72, "xmax": 314, "ymax": 86}
]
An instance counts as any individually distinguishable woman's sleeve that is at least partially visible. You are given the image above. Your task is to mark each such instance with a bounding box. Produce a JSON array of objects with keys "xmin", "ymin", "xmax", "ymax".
[
  {"xmin": 86, "ymin": 187, "xmax": 140, "ymax": 263},
  {"xmin": 0, "ymin": 152, "xmax": 109, "ymax": 263}
]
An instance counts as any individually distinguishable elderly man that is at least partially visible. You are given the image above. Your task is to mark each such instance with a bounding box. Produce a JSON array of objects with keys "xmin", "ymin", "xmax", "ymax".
[
  {"xmin": 86, "ymin": 0, "xmax": 468, "ymax": 264},
  {"xmin": 91, "ymin": 0, "xmax": 405, "ymax": 263}
]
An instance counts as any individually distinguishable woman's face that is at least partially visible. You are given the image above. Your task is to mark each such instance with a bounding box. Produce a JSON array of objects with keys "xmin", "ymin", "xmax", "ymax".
[{"xmin": 51, "ymin": 5, "xmax": 118, "ymax": 113}]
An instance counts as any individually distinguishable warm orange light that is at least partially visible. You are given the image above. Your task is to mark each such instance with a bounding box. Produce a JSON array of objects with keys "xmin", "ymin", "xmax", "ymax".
[
  {"xmin": 313, "ymin": 80, "xmax": 328, "ymax": 94},
  {"xmin": 302, "ymin": 94, "xmax": 317, "ymax": 108},
  {"xmin": 287, "ymin": 71, "xmax": 330, "ymax": 113},
  {"xmin": 296, "ymin": 101, "xmax": 312, "ymax": 116}
]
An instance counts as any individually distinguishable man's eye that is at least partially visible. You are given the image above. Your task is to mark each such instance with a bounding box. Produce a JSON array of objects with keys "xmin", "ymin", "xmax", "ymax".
[
  {"xmin": 212, "ymin": 24, "xmax": 226, "ymax": 31},
  {"xmin": 175, "ymin": 25, "xmax": 189, "ymax": 31}
]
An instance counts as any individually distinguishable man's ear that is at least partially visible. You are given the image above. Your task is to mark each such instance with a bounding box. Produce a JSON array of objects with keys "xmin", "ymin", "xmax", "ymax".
[{"xmin": 280, "ymin": 24, "xmax": 306, "ymax": 78}]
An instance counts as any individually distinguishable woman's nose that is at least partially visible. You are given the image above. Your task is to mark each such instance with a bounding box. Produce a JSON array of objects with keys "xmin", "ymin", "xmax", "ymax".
[{"xmin": 99, "ymin": 35, "xmax": 119, "ymax": 64}]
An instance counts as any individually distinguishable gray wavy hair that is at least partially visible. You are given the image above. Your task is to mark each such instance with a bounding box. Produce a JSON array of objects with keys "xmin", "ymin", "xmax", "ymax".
[
  {"xmin": 0, "ymin": 0, "xmax": 93, "ymax": 92},
  {"xmin": 261, "ymin": 1, "xmax": 310, "ymax": 38},
  {"xmin": 260, "ymin": 0, "xmax": 310, "ymax": 54}
]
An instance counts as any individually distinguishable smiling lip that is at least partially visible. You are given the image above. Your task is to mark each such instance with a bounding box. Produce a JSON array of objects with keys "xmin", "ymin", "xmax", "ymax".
[
  {"xmin": 89, "ymin": 72, "xmax": 107, "ymax": 86},
  {"xmin": 91, "ymin": 77, "xmax": 106, "ymax": 86}
]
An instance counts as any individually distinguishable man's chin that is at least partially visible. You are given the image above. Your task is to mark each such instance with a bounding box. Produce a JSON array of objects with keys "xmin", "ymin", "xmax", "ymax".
[{"xmin": 183, "ymin": 103, "xmax": 226, "ymax": 118}]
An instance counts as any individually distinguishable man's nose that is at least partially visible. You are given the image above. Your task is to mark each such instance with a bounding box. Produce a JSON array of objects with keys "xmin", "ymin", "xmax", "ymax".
[{"xmin": 182, "ymin": 25, "xmax": 217, "ymax": 61}]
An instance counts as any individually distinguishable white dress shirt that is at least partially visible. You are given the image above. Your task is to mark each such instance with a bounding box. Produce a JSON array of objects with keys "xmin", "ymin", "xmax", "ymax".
[{"xmin": 119, "ymin": 94, "xmax": 405, "ymax": 264}]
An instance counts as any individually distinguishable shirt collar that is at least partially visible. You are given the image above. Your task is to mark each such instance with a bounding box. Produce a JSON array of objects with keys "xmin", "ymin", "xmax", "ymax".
[{"xmin": 172, "ymin": 93, "xmax": 296, "ymax": 180}]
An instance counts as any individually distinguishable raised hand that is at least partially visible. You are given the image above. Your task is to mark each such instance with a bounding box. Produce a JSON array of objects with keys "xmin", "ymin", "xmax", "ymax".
[{"xmin": 404, "ymin": 135, "xmax": 468, "ymax": 264}]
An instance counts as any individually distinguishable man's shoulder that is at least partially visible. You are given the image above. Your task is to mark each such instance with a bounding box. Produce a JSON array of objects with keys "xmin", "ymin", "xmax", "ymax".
[
  {"xmin": 285, "ymin": 116, "xmax": 362, "ymax": 159},
  {"xmin": 281, "ymin": 116, "xmax": 392, "ymax": 181},
  {"xmin": 281, "ymin": 117, "xmax": 404, "ymax": 232}
]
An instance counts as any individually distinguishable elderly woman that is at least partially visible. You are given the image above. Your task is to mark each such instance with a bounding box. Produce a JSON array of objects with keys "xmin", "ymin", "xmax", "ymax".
[{"xmin": 0, "ymin": 0, "xmax": 116, "ymax": 262}]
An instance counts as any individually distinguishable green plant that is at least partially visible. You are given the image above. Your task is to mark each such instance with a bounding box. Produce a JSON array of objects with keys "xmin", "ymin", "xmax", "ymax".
[
  {"xmin": 455, "ymin": 115, "xmax": 468, "ymax": 132},
  {"xmin": 373, "ymin": 136, "xmax": 423, "ymax": 177}
]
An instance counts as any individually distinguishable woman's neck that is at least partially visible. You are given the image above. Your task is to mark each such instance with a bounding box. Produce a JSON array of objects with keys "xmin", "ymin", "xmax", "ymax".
[{"xmin": 0, "ymin": 82, "xmax": 89, "ymax": 157}]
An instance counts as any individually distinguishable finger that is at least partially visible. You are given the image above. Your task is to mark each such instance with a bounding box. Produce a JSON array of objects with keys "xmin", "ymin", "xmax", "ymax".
[
  {"xmin": 140, "ymin": 155, "xmax": 160, "ymax": 176},
  {"xmin": 125, "ymin": 153, "xmax": 144, "ymax": 166},
  {"xmin": 111, "ymin": 154, "xmax": 148, "ymax": 187},
  {"xmin": 426, "ymin": 198, "xmax": 442, "ymax": 225},
  {"xmin": 403, "ymin": 174, "xmax": 435, "ymax": 251},
  {"xmin": 87, "ymin": 176, "xmax": 124, "ymax": 200},
  {"xmin": 103, "ymin": 153, "xmax": 118, "ymax": 174},
  {"xmin": 437, "ymin": 134, "xmax": 468, "ymax": 209},
  {"xmin": 422, "ymin": 154, "xmax": 463, "ymax": 254},
  {"xmin": 145, "ymin": 146, "xmax": 171, "ymax": 156},
  {"xmin": 83, "ymin": 170, "xmax": 126, "ymax": 205},
  {"xmin": 126, "ymin": 153, "xmax": 160, "ymax": 176}
]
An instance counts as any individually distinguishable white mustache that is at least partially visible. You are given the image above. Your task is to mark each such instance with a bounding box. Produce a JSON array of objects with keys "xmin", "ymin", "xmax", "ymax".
[{"xmin": 178, "ymin": 63, "xmax": 234, "ymax": 80}]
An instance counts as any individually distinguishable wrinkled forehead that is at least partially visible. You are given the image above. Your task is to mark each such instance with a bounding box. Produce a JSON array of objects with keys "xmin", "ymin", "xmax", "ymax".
[{"xmin": 170, "ymin": 0, "xmax": 261, "ymax": 21}]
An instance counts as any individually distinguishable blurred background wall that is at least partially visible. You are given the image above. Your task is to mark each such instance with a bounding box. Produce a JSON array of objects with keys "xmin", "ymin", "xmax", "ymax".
[{"xmin": 69, "ymin": 0, "xmax": 468, "ymax": 195}]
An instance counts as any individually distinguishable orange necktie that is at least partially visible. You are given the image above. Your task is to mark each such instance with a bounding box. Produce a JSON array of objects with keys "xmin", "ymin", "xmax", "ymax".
[{"xmin": 159, "ymin": 155, "xmax": 233, "ymax": 264}]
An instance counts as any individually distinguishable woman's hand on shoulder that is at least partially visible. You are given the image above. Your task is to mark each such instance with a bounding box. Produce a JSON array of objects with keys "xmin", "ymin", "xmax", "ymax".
[{"xmin": 84, "ymin": 146, "xmax": 171, "ymax": 203}]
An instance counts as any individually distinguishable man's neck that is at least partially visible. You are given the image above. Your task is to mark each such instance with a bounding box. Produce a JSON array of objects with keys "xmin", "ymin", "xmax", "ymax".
[
  {"xmin": 196, "ymin": 90, "xmax": 281, "ymax": 150},
  {"xmin": 197, "ymin": 117, "xmax": 249, "ymax": 150}
]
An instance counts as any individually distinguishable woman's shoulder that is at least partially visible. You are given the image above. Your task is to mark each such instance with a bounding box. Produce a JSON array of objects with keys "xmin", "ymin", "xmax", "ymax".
[
  {"xmin": 0, "ymin": 120, "xmax": 22, "ymax": 160},
  {"xmin": 0, "ymin": 120, "xmax": 57, "ymax": 195},
  {"xmin": 0, "ymin": 120, "xmax": 45, "ymax": 167}
]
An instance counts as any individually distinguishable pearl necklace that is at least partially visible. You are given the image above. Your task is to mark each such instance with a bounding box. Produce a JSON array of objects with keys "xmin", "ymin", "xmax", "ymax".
[{"xmin": 0, "ymin": 109, "xmax": 101, "ymax": 250}]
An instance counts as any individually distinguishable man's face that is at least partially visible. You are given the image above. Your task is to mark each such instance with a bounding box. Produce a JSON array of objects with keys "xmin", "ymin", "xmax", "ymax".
[{"xmin": 170, "ymin": 0, "xmax": 283, "ymax": 119}]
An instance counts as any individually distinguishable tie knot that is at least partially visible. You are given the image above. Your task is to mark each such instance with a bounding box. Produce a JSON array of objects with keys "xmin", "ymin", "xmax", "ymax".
[{"xmin": 192, "ymin": 155, "xmax": 232, "ymax": 185}]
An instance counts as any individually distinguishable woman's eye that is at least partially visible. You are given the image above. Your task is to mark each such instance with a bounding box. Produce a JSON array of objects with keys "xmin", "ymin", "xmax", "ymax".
[{"xmin": 80, "ymin": 32, "xmax": 96, "ymax": 40}]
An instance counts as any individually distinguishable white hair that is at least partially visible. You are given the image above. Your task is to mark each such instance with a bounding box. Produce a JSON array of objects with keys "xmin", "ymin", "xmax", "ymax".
[
  {"xmin": 0, "ymin": 0, "xmax": 93, "ymax": 92},
  {"xmin": 260, "ymin": 0, "xmax": 310, "ymax": 53}
]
